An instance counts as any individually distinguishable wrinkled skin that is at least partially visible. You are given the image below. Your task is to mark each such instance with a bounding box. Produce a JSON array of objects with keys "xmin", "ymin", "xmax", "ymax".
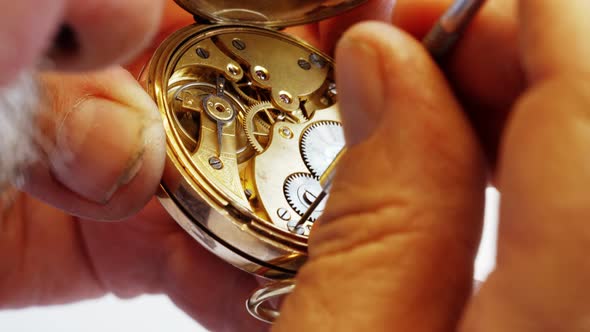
[{"xmin": 2, "ymin": 1, "xmax": 590, "ymax": 332}]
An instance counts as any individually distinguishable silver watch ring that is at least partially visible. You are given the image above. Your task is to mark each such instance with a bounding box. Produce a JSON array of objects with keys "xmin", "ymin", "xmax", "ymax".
[{"xmin": 246, "ymin": 279, "xmax": 296, "ymax": 324}]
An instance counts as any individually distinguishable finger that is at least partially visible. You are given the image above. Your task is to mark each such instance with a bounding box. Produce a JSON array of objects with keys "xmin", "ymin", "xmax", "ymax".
[
  {"xmin": 285, "ymin": 0, "xmax": 396, "ymax": 54},
  {"xmin": 125, "ymin": 1, "xmax": 194, "ymax": 77},
  {"xmin": 394, "ymin": 0, "xmax": 524, "ymax": 165},
  {"xmin": 459, "ymin": 1, "xmax": 590, "ymax": 331},
  {"xmin": 76, "ymin": 200, "xmax": 266, "ymax": 331},
  {"xmin": 518, "ymin": 0, "xmax": 590, "ymax": 82},
  {"xmin": 0, "ymin": 0, "xmax": 65, "ymax": 85},
  {"xmin": 0, "ymin": 191, "xmax": 264, "ymax": 329},
  {"xmin": 283, "ymin": 24, "xmax": 322, "ymax": 51},
  {"xmin": 48, "ymin": 0, "xmax": 166, "ymax": 71},
  {"xmin": 394, "ymin": 0, "xmax": 521, "ymax": 110},
  {"xmin": 20, "ymin": 67, "xmax": 166, "ymax": 220},
  {"xmin": 318, "ymin": 0, "xmax": 396, "ymax": 53},
  {"xmin": 0, "ymin": 0, "xmax": 167, "ymax": 85},
  {"xmin": 275, "ymin": 22, "xmax": 486, "ymax": 331}
]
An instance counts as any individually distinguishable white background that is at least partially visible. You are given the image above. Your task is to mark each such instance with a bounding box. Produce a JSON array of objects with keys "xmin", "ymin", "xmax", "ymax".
[{"xmin": 0, "ymin": 189, "xmax": 499, "ymax": 332}]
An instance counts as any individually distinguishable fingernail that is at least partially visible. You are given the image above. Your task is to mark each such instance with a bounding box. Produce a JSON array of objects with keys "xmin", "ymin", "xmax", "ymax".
[
  {"xmin": 335, "ymin": 35, "xmax": 384, "ymax": 146},
  {"xmin": 51, "ymin": 98, "xmax": 150, "ymax": 204}
]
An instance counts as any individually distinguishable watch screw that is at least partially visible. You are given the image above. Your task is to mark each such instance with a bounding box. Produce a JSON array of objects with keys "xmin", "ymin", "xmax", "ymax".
[
  {"xmin": 196, "ymin": 47, "xmax": 210, "ymax": 59},
  {"xmin": 279, "ymin": 126, "xmax": 293, "ymax": 139},
  {"xmin": 309, "ymin": 53, "xmax": 326, "ymax": 68},
  {"xmin": 279, "ymin": 93, "xmax": 292, "ymax": 104},
  {"xmin": 298, "ymin": 59, "xmax": 311, "ymax": 70},
  {"xmin": 208, "ymin": 156, "xmax": 224, "ymax": 170},
  {"xmin": 295, "ymin": 226, "xmax": 306, "ymax": 235},
  {"xmin": 232, "ymin": 38, "xmax": 246, "ymax": 50},
  {"xmin": 328, "ymin": 82, "xmax": 338, "ymax": 97},
  {"xmin": 255, "ymin": 70, "xmax": 268, "ymax": 81},
  {"xmin": 227, "ymin": 64, "xmax": 240, "ymax": 76},
  {"xmin": 277, "ymin": 208, "xmax": 292, "ymax": 221}
]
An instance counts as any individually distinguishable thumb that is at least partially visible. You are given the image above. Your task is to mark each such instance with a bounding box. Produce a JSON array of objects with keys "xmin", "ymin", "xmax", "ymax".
[
  {"xmin": 274, "ymin": 22, "xmax": 486, "ymax": 331},
  {"xmin": 20, "ymin": 67, "xmax": 166, "ymax": 220},
  {"xmin": 459, "ymin": 1, "xmax": 590, "ymax": 331}
]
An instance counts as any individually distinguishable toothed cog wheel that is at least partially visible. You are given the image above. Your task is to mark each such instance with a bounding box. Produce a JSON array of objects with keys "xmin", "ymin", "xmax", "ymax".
[
  {"xmin": 284, "ymin": 173, "xmax": 326, "ymax": 222},
  {"xmin": 301, "ymin": 121, "xmax": 346, "ymax": 177},
  {"xmin": 231, "ymin": 80, "xmax": 264, "ymax": 105},
  {"xmin": 243, "ymin": 102, "xmax": 281, "ymax": 153}
]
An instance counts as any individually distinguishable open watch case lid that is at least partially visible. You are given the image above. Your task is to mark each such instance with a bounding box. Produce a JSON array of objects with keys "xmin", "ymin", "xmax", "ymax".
[{"xmin": 175, "ymin": 0, "xmax": 367, "ymax": 28}]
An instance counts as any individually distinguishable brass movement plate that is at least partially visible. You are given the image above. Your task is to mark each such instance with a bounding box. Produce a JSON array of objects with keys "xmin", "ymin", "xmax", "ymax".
[{"xmin": 144, "ymin": 24, "xmax": 346, "ymax": 277}]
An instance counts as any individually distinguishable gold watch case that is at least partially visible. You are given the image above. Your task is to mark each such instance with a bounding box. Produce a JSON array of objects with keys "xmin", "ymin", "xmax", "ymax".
[{"xmin": 141, "ymin": 0, "xmax": 365, "ymax": 279}]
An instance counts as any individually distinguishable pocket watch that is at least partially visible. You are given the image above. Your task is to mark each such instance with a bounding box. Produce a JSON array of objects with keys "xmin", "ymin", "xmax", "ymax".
[
  {"xmin": 140, "ymin": 0, "xmax": 483, "ymax": 323},
  {"xmin": 139, "ymin": 0, "xmax": 364, "ymax": 322}
]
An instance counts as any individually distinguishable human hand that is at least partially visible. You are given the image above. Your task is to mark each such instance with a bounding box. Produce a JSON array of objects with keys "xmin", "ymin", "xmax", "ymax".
[
  {"xmin": 275, "ymin": 0, "xmax": 590, "ymax": 331},
  {"xmin": 0, "ymin": 1, "xmax": 395, "ymax": 331},
  {"xmin": 2, "ymin": 2, "xmax": 271, "ymax": 330}
]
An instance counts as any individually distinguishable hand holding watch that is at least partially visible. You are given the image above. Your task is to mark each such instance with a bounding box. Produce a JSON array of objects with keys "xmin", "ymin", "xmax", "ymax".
[{"xmin": 140, "ymin": 0, "xmax": 484, "ymax": 323}]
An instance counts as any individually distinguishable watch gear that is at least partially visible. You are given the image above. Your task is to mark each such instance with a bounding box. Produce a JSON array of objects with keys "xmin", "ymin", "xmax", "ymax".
[
  {"xmin": 243, "ymin": 101, "xmax": 281, "ymax": 153},
  {"xmin": 231, "ymin": 79, "xmax": 267, "ymax": 105},
  {"xmin": 243, "ymin": 101, "xmax": 312, "ymax": 154},
  {"xmin": 301, "ymin": 121, "xmax": 346, "ymax": 177},
  {"xmin": 284, "ymin": 173, "xmax": 326, "ymax": 222}
]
